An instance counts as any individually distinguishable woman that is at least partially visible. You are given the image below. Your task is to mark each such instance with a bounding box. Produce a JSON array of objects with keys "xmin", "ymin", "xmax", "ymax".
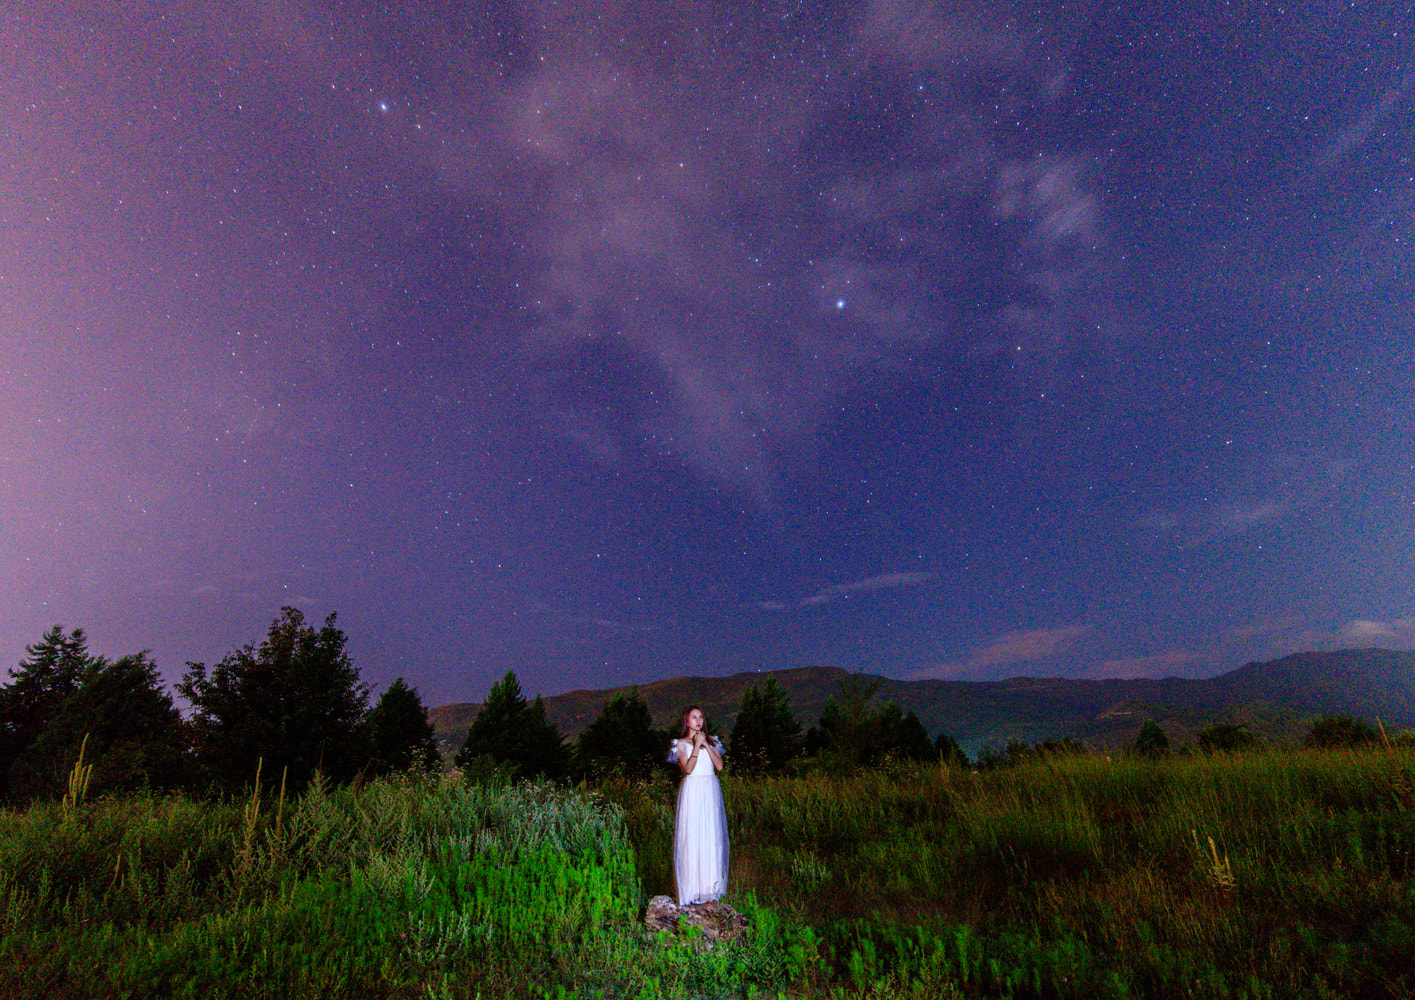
[{"xmin": 668, "ymin": 704, "xmax": 728, "ymax": 905}]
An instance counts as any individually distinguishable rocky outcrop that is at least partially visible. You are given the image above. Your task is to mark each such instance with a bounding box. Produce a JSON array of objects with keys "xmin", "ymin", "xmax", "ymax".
[{"xmin": 645, "ymin": 895, "xmax": 750, "ymax": 946}]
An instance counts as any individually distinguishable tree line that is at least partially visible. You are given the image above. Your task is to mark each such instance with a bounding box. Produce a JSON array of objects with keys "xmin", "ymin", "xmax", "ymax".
[
  {"xmin": 0, "ymin": 608, "xmax": 437, "ymax": 803},
  {"xmin": 3, "ymin": 608, "xmax": 1401, "ymax": 803},
  {"xmin": 454, "ymin": 671, "xmax": 966, "ymax": 781}
]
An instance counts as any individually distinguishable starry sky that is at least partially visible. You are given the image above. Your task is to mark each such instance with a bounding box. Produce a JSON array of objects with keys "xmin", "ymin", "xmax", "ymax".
[{"xmin": 4, "ymin": 1, "xmax": 1413, "ymax": 708}]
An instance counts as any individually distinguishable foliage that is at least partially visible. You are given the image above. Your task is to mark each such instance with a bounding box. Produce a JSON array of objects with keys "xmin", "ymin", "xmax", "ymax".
[
  {"xmin": 365, "ymin": 677, "xmax": 440, "ymax": 777},
  {"xmin": 454, "ymin": 671, "xmax": 566, "ymax": 781},
  {"xmin": 0, "ymin": 626, "xmax": 93, "ymax": 799},
  {"xmin": 573, "ymin": 689, "xmax": 661, "ymax": 781},
  {"xmin": 4, "ymin": 741, "xmax": 1415, "ymax": 998},
  {"xmin": 1197, "ymin": 721, "xmax": 1261, "ymax": 753},
  {"xmin": 0, "ymin": 774, "xmax": 813, "ymax": 999},
  {"xmin": 177, "ymin": 607, "xmax": 370, "ymax": 789},
  {"xmin": 1128, "ymin": 719, "xmax": 1171, "ymax": 758},
  {"xmin": 977, "ymin": 736, "xmax": 1088, "ymax": 770},
  {"xmin": 1303, "ymin": 713, "xmax": 1381, "ymax": 749},
  {"xmin": 1, "ymin": 631, "xmax": 188, "ymax": 802},
  {"xmin": 808, "ymin": 675, "xmax": 935, "ymax": 769},
  {"xmin": 606, "ymin": 744, "xmax": 1415, "ymax": 999},
  {"xmin": 933, "ymin": 731, "xmax": 970, "ymax": 769},
  {"xmin": 24, "ymin": 652, "xmax": 190, "ymax": 797},
  {"xmin": 729, "ymin": 676, "xmax": 803, "ymax": 773}
]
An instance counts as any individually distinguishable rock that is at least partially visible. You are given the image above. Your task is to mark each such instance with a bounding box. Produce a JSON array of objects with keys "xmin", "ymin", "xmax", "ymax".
[{"xmin": 645, "ymin": 894, "xmax": 751, "ymax": 946}]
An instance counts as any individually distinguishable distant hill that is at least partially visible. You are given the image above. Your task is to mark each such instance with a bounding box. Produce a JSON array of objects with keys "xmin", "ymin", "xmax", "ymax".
[{"xmin": 429, "ymin": 649, "xmax": 1415, "ymax": 755}]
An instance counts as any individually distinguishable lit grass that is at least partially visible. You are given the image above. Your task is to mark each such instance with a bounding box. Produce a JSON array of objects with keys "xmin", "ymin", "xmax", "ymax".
[{"xmin": 0, "ymin": 772, "xmax": 807, "ymax": 999}]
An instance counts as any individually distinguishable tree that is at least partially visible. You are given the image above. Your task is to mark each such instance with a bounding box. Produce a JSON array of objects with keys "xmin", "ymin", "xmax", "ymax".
[
  {"xmin": 178, "ymin": 608, "xmax": 369, "ymax": 790},
  {"xmin": 1129, "ymin": 719, "xmax": 1171, "ymax": 759},
  {"xmin": 454, "ymin": 671, "xmax": 565, "ymax": 781},
  {"xmin": 1303, "ymin": 714, "xmax": 1380, "ymax": 749},
  {"xmin": 729, "ymin": 677, "xmax": 803, "ymax": 774},
  {"xmin": 367, "ymin": 678, "xmax": 441, "ymax": 776},
  {"xmin": 811, "ymin": 674, "xmax": 882, "ymax": 766},
  {"xmin": 1197, "ymin": 722, "xmax": 1260, "ymax": 754},
  {"xmin": 0, "ymin": 626, "xmax": 95, "ymax": 799},
  {"xmin": 810, "ymin": 674, "xmax": 935, "ymax": 768},
  {"xmin": 22, "ymin": 652, "xmax": 192, "ymax": 798},
  {"xmin": 879, "ymin": 705, "xmax": 935, "ymax": 762},
  {"xmin": 934, "ymin": 731, "xmax": 970, "ymax": 769},
  {"xmin": 573, "ymin": 689, "xmax": 660, "ymax": 782}
]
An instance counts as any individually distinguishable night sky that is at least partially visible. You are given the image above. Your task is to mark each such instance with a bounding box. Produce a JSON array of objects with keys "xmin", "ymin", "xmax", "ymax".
[{"xmin": 4, "ymin": 2, "xmax": 1413, "ymax": 708}]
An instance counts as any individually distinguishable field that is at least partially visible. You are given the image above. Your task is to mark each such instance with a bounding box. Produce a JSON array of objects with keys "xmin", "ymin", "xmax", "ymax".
[{"xmin": 2, "ymin": 747, "xmax": 1413, "ymax": 998}]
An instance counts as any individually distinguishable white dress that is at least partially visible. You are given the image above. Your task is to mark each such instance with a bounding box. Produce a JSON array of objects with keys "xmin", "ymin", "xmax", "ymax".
[{"xmin": 669, "ymin": 737, "xmax": 729, "ymax": 905}]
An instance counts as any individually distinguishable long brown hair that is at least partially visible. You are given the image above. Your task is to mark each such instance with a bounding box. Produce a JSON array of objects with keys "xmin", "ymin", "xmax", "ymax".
[{"xmin": 676, "ymin": 704, "xmax": 703, "ymax": 739}]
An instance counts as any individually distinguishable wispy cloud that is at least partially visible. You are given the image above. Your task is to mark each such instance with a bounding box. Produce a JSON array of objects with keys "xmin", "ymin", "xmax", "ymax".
[
  {"xmin": 1087, "ymin": 648, "xmax": 1204, "ymax": 680},
  {"xmin": 475, "ymin": 0, "xmax": 1107, "ymax": 502},
  {"xmin": 757, "ymin": 571, "xmax": 938, "ymax": 612},
  {"xmin": 1343, "ymin": 616, "xmax": 1415, "ymax": 645},
  {"xmin": 915, "ymin": 624, "xmax": 1087, "ymax": 680},
  {"xmin": 1141, "ymin": 494, "xmax": 1291, "ymax": 549},
  {"xmin": 566, "ymin": 615, "xmax": 656, "ymax": 636},
  {"xmin": 1317, "ymin": 72, "xmax": 1414, "ymax": 170}
]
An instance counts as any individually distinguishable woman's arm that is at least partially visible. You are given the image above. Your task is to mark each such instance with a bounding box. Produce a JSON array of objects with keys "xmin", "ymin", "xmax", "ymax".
[
  {"xmin": 676, "ymin": 739, "xmax": 697, "ymax": 776},
  {"xmin": 701, "ymin": 734, "xmax": 724, "ymax": 772}
]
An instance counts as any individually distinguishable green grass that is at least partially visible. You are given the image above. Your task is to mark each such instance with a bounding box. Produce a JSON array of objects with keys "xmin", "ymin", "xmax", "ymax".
[
  {"xmin": 0, "ymin": 772, "xmax": 804, "ymax": 998},
  {"xmin": 2, "ymin": 747, "xmax": 1413, "ymax": 998},
  {"xmin": 608, "ymin": 746, "xmax": 1415, "ymax": 998}
]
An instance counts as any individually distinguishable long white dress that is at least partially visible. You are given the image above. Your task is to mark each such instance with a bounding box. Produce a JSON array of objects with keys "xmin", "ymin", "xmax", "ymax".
[{"xmin": 669, "ymin": 737, "xmax": 729, "ymax": 905}]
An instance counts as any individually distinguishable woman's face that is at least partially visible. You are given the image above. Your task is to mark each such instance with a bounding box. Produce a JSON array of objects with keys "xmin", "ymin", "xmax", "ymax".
[{"xmin": 688, "ymin": 709, "xmax": 704, "ymax": 732}]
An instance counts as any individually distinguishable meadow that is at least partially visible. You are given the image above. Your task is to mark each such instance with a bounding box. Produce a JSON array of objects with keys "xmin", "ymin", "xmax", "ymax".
[{"xmin": 2, "ymin": 746, "xmax": 1412, "ymax": 998}]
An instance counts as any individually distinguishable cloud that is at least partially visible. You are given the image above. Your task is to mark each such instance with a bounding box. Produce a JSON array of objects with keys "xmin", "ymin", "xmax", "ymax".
[
  {"xmin": 916, "ymin": 624, "xmax": 1087, "ymax": 679},
  {"xmin": 566, "ymin": 614, "xmax": 656, "ymax": 636},
  {"xmin": 757, "ymin": 571, "xmax": 938, "ymax": 611},
  {"xmin": 1214, "ymin": 500, "xmax": 1285, "ymax": 530},
  {"xmin": 1140, "ymin": 495, "xmax": 1289, "ymax": 547},
  {"xmin": 1343, "ymin": 616, "xmax": 1415, "ymax": 644},
  {"xmin": 82, "ymin": 0, "xmax": 1106, "ymax": 507},
  {"xmin": 1088, "ymin": 648, "xmax": 1205, "ymax": 680},
  {"xmin": 1316, "ymin": 72, "xmax": 1414, "ymax": 170},
  {"xmin": 482, "ymin": 1, "xmax": 1107, "ymax": 502}
]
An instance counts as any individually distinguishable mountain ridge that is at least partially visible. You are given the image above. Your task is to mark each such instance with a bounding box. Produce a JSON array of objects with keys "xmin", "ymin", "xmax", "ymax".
[{"xmin": 429, "ymin": 648, "xmax": 1415, "ymax": 755}]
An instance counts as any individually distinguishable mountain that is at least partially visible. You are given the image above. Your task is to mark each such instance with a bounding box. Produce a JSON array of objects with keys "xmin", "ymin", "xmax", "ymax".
[{"xmin": 429, "ymin": 649, "xmax": 1415, "ymax": 755}]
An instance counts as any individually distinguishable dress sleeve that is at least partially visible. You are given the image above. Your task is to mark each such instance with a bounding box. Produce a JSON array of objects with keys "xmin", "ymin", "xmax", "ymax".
[
  {"xmin": 667, "ymin": 740, "xmax": 681, "ymax": 764},
  {"xmin": 709, "ymin": 736, "xmax": 725, "ymax": 755}
]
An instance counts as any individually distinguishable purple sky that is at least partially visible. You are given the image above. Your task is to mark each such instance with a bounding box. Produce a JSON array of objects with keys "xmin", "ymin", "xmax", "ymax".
[{"xmin": 4, "ymin": 1, "xmax": 1412, "ymax": 708}]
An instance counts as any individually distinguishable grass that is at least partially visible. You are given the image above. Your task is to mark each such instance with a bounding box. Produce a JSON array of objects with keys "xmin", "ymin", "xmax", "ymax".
[
  {"xmin": 1, "ymin": 746, "xmax": 1412, "ymax": 998},
  {"xmin": 607, "ymin": 746, "xmax": 1415, "ymax": 998}
]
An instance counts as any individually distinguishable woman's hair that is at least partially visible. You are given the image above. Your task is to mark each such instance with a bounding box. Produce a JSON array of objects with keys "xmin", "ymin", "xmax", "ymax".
[{"xmin": 676, "ymin": 704, "xmax": 703, "ymax": 739}]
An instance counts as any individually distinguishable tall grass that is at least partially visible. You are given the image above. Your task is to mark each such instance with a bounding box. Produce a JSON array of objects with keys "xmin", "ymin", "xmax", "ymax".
[
  {"xmin": 607, "ymin": 747, "xmax": 1415, "ymax": 998},
  {"xmin": 0, "ymin": 771, "xmax": 802, "ymax": 998},
  {"xmin": 4, "ymin": 748, "xmax": 1412, "ymax": 998}
]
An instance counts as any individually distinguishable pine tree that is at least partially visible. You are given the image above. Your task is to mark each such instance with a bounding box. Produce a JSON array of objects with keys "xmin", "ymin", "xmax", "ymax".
[
  {"xmin": 934, "ymin": 731, "xmax": 970, "ymax": 768},
  {"xmin": 367, "ymin": 678, "xmax": 441, "ymax": 775},
  {"xmin": 573, "ymin": 689, "xmax": 660, "ymax": 782},
  {"xmin": 729, "ymin": 677, "xmax": 802, "ymax": 773},
  {"xmin": 454, "ymin": 671, "xmax": 565, "ymax": 781},
  {"xmin": 1129, "ymin": 719, "xmax": 1171, "ymax": 758},
  {"xmin": 0, "ymin": 626, "xmax": 94, "ymax": 798},
  {"xmin": 810, "ymin": 674, "xmax": 933, "ymax": 768},
  {"xmin": 24, "ymin": 652, "xmax": 190, "ymax": 797}
]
